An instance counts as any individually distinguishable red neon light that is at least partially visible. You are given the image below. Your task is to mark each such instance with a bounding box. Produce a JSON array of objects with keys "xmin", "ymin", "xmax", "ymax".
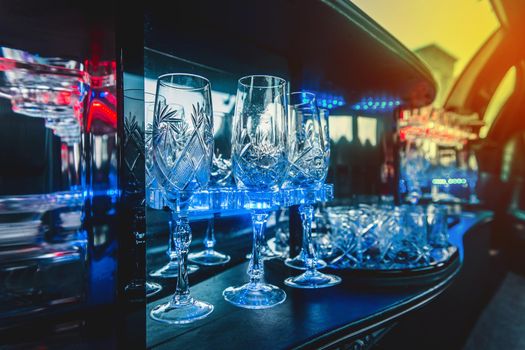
[
  {"xmin": 104, "ymin": 92, "xmax": 117, "ymax": 107},
  {"xmin": 0, "ymin": 58, "xmax": 16, "ymax": 71},
  {"xmin": 57, "ymin": 91, "xmax": 72, "ymax": 105},
  {"xmin": 86, "ymin": 98, "xmax": 117, "ymax": 131}
]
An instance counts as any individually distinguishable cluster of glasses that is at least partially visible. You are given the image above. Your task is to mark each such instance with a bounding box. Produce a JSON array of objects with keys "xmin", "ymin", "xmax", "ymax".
[
  {"xmin": 144, "ymin": 97, "xmax": 232, "ymax": 298},
  {"xmin": 0, "ymin": 47, "xmax": 89, "ymax": 145},
  {"xmin": 399, "ymin": 107, "xmax": 479, "ymax": 204},
  {"xmin": 400, "ymin": 140, "xmax": 479, "ymax": 204},
  {"xmin": 148, "ymin": 73, "xmax": 337, "ymax": 325},
  {"xmin": 324, "ymin": 204, "xmax": 452, "ymax": 270}
]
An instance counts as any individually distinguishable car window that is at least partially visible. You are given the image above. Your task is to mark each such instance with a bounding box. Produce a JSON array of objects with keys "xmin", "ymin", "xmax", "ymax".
[
  {"xmin": 479, "ymin": 66, "xmax": 517, "ymax": 138},
  {"xmin": 501, "ymin": 136, "xmax": 516, "ymax": 181}
]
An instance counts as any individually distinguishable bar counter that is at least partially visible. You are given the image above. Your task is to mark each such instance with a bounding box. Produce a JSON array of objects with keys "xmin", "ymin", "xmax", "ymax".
[
  {"xmin": 147, "ymin": 211, "xmax": 493, "ymax": 349},
  {"xmin": 0, "ymin": 210, "xmax": 492, "ymax": 349}
]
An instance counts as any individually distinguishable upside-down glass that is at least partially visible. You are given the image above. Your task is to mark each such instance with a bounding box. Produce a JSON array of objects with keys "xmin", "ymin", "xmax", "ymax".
[
  {"xmin": 188, "ymin": 112, "xmax": 232, "ymax": 266},
  {"xmin": 148, "ymin": 92, "xmax": 199, "ymax": 278},
  {"xmin": 283, "ymin": 92, "xmax": 340, "ymax": 288},
  {"xmin": 223, "ymin": 75, "xmax": 288, "ymax": 309},
  {"xmin": 150, "ymin": 73, "xmax": 214, "ymax": 324}
]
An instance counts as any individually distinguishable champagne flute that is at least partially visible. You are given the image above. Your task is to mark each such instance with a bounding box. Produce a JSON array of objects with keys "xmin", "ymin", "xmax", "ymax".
[
  {"xmin": 284, "ymin": 92, "xmax": 341, "ymax": 289},
  {"xmin": 148, "ymin": 94, "xmax": 200, "ymax": 279},
  {"xmin": 149, "ymin": 73, "xmax": 214, "ymax": 324},
  {"xmin": 223, "ymin": 75, "xmax": 288, "ymax": 309},
  {"xmin": 285, "ymin": 100, "xmax": 328, "ymax": 271}
]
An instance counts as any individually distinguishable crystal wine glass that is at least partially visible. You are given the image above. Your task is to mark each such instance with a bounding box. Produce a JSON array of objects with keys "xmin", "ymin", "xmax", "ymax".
[
  {"xmin": 188, "ymin": 112, "xmax": 232, "ymax": 265},
  {"xmin": 223, "ymin": 75, "xmax": 288, "ymax": 309},
  {"xmin": 285, "ymin": 101, "xmax": 329, "ymax": 271},
  {"xmin": 283, "ymin": 92, "xmax": 340, "ymax": 289},
  {"xmin": 148, "ymin": 93, "xmax": 199, "ymax": 279},
  {"xmin": 149, "ymin": 73, "xmax": 214, "ymax": 324}
]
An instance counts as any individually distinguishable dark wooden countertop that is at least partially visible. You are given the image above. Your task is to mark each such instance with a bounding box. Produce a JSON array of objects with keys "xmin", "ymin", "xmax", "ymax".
[
  {"xmin": 0, "ymin": 211, "xmax": 491, "ymax": 349},
  {"xmin": 146, "ymin": 213, "xmax": 495, "ymax": 349}
]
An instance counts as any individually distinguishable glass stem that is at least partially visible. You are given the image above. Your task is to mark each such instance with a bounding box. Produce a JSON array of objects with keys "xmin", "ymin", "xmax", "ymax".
[
  {"xmin": 248, "ymin": 211, "xmax": 269, "ymax": 286},
  {"xmin": 167, "ymin": 220, "xmax": 178, "ymax": 264},
  {"xmin": 68, "ymin": 142, "xmax": 81, "ymax": 191},
  {"xmin": 171, "ymin": 211, "xmax": 192, "ymax": 304},
  {"xmin": 204, "ymin": 216, "xmax": 216, "ymax": 251},
  {"xmin": 299, "ymin": 204, "xmax": 316, "ymax": 272}
]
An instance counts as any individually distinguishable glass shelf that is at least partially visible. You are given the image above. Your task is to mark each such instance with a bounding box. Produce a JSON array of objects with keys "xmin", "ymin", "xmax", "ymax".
[{"xmin": 147, "ymin": 184, "xmax": 334, "ymax": 214}]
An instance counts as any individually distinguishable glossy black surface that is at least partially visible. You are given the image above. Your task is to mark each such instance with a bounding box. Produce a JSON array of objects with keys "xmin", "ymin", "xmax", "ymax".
[
  {"xmin": 148, "ymin": 266, "xmax": 459, "ymax": 348},
  {"xmin": 147, "ymin": 257, "xmax": 459, "ymax": 349},
  {"xmin": 0, "ymin": 211, "xmax": 490, "ymax": 349},
  {"xmin": 146, "ymin": 211, "xmax": 492, "ymax": 349}
]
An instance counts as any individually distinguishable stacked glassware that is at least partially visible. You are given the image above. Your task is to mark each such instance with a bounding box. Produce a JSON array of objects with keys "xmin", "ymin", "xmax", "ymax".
[
  {"xmin": 399, "ymin": 107, "xmax": 479, "ymax": 204},
  {"xmin": 325, "ymin": 203, "xmax": 454, "ymax": 270}
]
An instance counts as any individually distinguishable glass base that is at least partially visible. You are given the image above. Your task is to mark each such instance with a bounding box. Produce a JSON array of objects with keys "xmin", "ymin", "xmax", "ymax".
[
  {"xmin": 146, "ymin": 282, "xmax": 162, "ymax": 298},
  {"xmin": 149, "ymin": 260, "xmax": 199, "ymax": 278},
  {"xmin": 223, "ymin": 282, "xmax": 286, "ymax": 309},
  {"xmin": 429, "ymin": 247, "xmax": 450, "ymax": 263},
  {"xmin": 285, "ymin": 253, "xmax": 327, "ymax": 270},
  {"xmin": 124, "ymin": 280, "xmax": 146, "ymax": 302},
  {"xmin": 150, "ymin": 297, "xmax": 214, "ymax": 324},
  {"xmin": 284, "ymin": 269, "xmax": 341, "ymax": 289},
  {"xmin": 188, "ymin": 249, "xmax": 231, "ymax": 266}
]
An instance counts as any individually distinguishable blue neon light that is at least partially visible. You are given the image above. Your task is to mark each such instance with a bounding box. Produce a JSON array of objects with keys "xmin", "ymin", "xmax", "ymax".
[
  {"xmin": 297, "ymin": 90, "xmax": 346, "ymax": 109},
  {"xmin": 351, "ymin": 97, "xmax": 402, "ymax": 111}
]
